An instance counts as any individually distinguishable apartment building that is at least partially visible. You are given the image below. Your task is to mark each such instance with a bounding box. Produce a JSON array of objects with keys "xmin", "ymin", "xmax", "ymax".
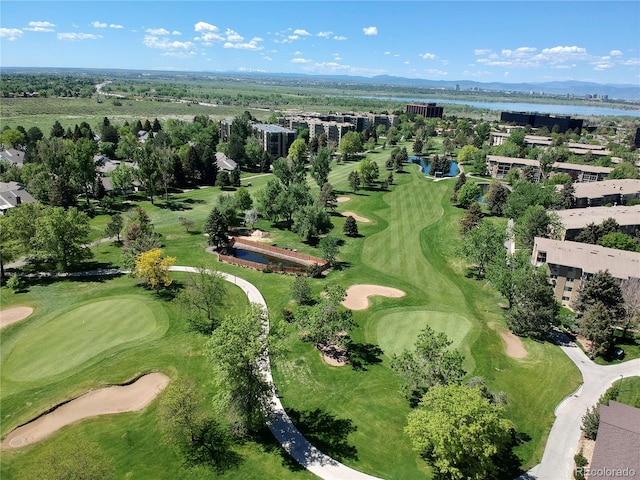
[
  {"xmin": 405, "ymin": 103, "xmax": 444, "ymax": 118},
  {"xmin": 251, "ymin": 123, "xmax": 297, "ymax": 159},
  {"xmin": 500, "ymin": 111, "xmax": 584, "ymax": 134},
  {"xmin": 532, "ymin": 237, "xmax": 640, "ymax": 308},
  {"xmin": 490, "ymin": 132, "xmax": 611, "ymax": 157},
  {"xmin": 486, "ymin": 155, "xmax": 542, "ymax": 181},
  {"xmin": 571, "ymin": 179, "xmax": 640, "ymax": 207},
  {"xmin": 553, "ymin": 205, "xmax": 640, "ymax": 240},
  {"xmin": 486, "ymin": 155, "xmax": 612, "ymax": 183}
]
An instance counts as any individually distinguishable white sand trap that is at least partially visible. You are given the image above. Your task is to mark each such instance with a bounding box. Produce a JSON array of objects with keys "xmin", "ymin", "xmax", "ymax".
[
  {"xmin": 0, "ymin": 306, "xmax": 34, "ymax": 329},
  {"xmin": 498, "ymin": 329, "xmax": 528, "ymax": 359},
  {"xmin": 342, "ymin": 284, "xmax": 405, "ymax": 310},
  {"xmin": 0, "ymin": 373, "xmax": 170, "ymax": 449},
  {"xmin": 336, "ymin": 196, "xmax": 350, "ymax": 203},
  {"xmin": 341, "ymin": 212, "xmax": 370, "ymax": 223}
]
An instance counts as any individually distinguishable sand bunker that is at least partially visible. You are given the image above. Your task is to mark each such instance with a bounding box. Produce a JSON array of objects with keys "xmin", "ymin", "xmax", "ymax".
[
  {"xmin": 336, "ymin": 196, "xmax": 350, "ymax": 203},
  {"xmin": 342, "ymin": 212, "xmax": 370, "ymax": 223},
  {"xmin": 0, "ymin": 373, "xmax": 170, "ymax": 449},
  {"xmin": 342, "ymin": 284, "xmax": 405, "ymax": 310},
  {"xmin": 498, "ymin": 329, "xmax": 528, "ymax": 359},
  {"xmin": 0, "ymin": 306, "xmax": 34, "ymax": 329}
]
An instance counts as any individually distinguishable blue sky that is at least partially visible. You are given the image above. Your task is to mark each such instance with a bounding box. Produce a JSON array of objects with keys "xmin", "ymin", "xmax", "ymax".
[{"xmin": 1, "ymin": 1, "xmax": 639, "ymax": 85}]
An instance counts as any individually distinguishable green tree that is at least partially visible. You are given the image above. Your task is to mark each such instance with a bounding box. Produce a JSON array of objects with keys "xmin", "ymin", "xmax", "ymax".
[
  {"xmin": 457, "ymin": 145, "xmax": 479, "ymax": 165},
  {"xmin": 343, "ymin": 215, "xmax": 359, "ymax": 237},
  {"xmin": 158, "ymin": 378, "xmax": 236, "ymax": 471},
  {"xmin": 597, "ymin": 232, "xmax": 640, "ymax": 252},
  {"xmin": 318, "ymin": 181, "xmax": 337, "ymax": 211},
  {"xmin": 505, "ymin": 265, "xmax": 558, "ymax": 339},
  {"xmin": 319, "ymin": 234, "xmax": 340, "ymax": 268},
  {"xmin": 35, "ymin": 206, "xmax": 91, "ymax": 270},
  {"xmin": 515, "ymin": 205, "xmax": 562, "ymax": 248},
  {"xmin": 70, "ymin": 137, "xmax": 98, "ymax": 207},
  {"xmin": 177, "ymin": 267, "xmax": 228, "ymax": 335},
  {"xmin": 456, "ymin": 182, "xmax": 482, "ymax": 209},
  {"xmin": 405, "ymin": 384, "xmax": 514, "ymax": 480},
  {"xmin": 206, "ymin": 304, "xmax": 274, "ymax": 434},
  {"xmin": 460, "ymin": 220, "xmax": 506, "ymax": 277},
  {"xmin": 0, "ymin": 128, "xmax": 25, "ymax": 148},
  {"xmin": 339, "ymin": 131, "xmax": 363, "ymax": 161},
  {"xmin": 245, "ymin": 208, "xmax": 259, "ymax": 229},
  {"xmin": 287, "ymin": 137, "xmax": 308, "ymax": 165},
  {"xmin": 105, "ymin": 213, "xmax": 123, "ymax": 242},
  {"xmin": 453, "ymin": 171, "xmax": 467, "ymax": 195},
  {"xmin": 620, "ymin": 277, "xmax": 640, "ymax": 340},
  {"xmin": 204, "ymin": 207, "xmax": 230, "ymax": 249},
  {"xmin": 134, "ymin": 141, "xmax": 160, "ymax": 204},
  {"xmin": 459, "ymin": 202, "xmax": 483, "ymax": 236},
  {"xmin": 579, "ymin": 301, "xmax": 616, "ymax": 358},
  {"xmin": 484, "ymin": 180, "xmax": 510, "ymax": 216},
  {"xmin": 110, "ymin": 162, "xmax": 137, "ymax": 194},
  {"xmin": 390, "ymin": 326, "xmax": 466, "ymax": 406},
  {"xmin": 235, "ymin": 187, "xmax": 253, "ymax": 212},
  {"xmin": 503, "ymin": 180, "xmax": 560, "ymax": 219},
  {"xmin": 486, "ymin": 250, "xmax": 531, "ymax": 310},
  {"xmin": 358, "ymin": 157, "xmax": 379, "ymax": 187},
  {"xmin": 574, "ymin": 270, "xmax": 625, "ymax": 320},
  {"xmin": 310, "ymin": 147, "xmax": 332, "ymax": 187},
  {"xmin": 608, "ymin": 161, "xmax": 639, "ymax": 179},
  {"xmin": 291, "ymin": 274, "xmax": 314, "ymax": 305},
  {"xmin": 348, "ymin": 170, "xmax": 361, "ymax": 193},
  {"xmin": 294, "ymin": 285, "xmax": 354, "ymax": 347},
  {"xmin": 292, "ymin": 204, "xmax": 331, "ymax": 242}
]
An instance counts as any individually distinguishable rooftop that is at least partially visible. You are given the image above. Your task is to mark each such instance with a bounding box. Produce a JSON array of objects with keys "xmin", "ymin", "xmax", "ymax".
[
  {"xmin": 590, "ymin": 401, "xmax": 640, "ymax": 478},
  {"xmin": 487, "ymin": 155, "xmax": 540, "ymax": 167},
  {"xmin": 533, "ymin": 237, "xmax": 640, "ymax": 280},
  {"xmin": 553, "ymin": 162, "xmax": 612, "ymax": 174},
  {"xmin": 553, "ymin": 205, "xmax": 640, "ymax": 229},
  {"xmin": 252, "ymin": 123, "xmax": 296, "ymax": 134},
  {"xmin": 572, "ymin": 179, "xmax": 640, "ymax": 199}
]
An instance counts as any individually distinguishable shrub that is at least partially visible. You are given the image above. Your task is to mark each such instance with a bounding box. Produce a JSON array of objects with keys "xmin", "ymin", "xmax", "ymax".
[{"xmin": 6, "ymin": 274, "xmax": 24, "ymax": 293}]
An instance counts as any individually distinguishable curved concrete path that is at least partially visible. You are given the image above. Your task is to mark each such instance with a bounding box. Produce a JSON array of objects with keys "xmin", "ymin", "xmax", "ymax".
[
  {"xmin": 520, "ymin": 331, "xmax": 640, "ymax": 480},
  {"xmin": 170, "ymin": 266, "xmax": 381, "ymax": 480}
]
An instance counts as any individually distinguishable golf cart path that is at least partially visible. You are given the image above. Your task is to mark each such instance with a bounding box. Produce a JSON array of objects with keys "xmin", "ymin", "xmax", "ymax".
[
  {"xmin": 519, "ymin": 330, "xmax": 640, "ymax": 480},
  {"xmin": 170, "ymin": 266, "xmax": 381, "ymax": 480}
]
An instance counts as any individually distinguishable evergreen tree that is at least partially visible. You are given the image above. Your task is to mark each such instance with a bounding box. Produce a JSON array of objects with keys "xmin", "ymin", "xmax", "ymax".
[
  {"xmin": 204, "ymin": 207, "xmax": 229, "ymax": 249},
  {"xmin": 343, "ymin": 216, "xmax": 359, "ymax": 237}
]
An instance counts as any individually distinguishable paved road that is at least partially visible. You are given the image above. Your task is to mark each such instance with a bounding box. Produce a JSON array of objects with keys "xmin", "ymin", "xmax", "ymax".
[
  {"xmin": 170, "ymin": 267, "xmax": 382, "ymax": 480},
  {"xmin": 519, "ymin": 331, "xmax": 640, "ymax": 480}
]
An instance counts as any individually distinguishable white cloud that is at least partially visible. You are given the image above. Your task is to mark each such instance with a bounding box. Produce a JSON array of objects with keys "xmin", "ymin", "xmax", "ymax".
[
  {"xmin": 172, "ymin": 30, "xmax": 181, "ymax": 36},
  {"xmin": 293, "ymin": 29, "xmax": 311, "ymax": 36},
  {"xmin": 110, "ymin": 24, "xmax": 124, "ymax": 29},
  {"xmin": 194, "ymin": 21, "xmax": 225, "ymax": 44},
  {"xmin": 420, "ymin": 52, "xmax": 436, "ymax": 60},
  {"xmin": 474, "ymin": 49, "xmax": 492, "ymax": 56},
  {"xmin": 541, "ymin": 45, "xmax": 585, "ymax": 55},
  {"xmin": 288, "ymin": 35, "xmax": 299, "ymax": 41},
  {"xmin": 92, "ymin": 21, "xmax": 107, "ymax": 28},
  {"xmin": 292, "ymin": 57, "xmax": 312, "ymax": 64},
  {"xmin": 144, "ymin": 35, "xmax": 194, "ymax": 51},
  {"xmin": 363, "ymin": 26, "xmax": 378, "ymax": 36},
  {"xmin": 622, "ymin": 58, "xmax": 640, "ymax": 66},
  {"xmin": 426, "ymin": 69, "xmax": 448, "ymax": 76},
  {"xmin": 0, "ymin": 28, "xmax": 23, "ymax": 41},
  {"xmin": 301, "ymin": 61, "xmax": 386, "ymax": 76},
  {"xmin": 24, "ymin": 21, "xmax": 56, "ymax": 33},
  {"xmin": 474, "ymin": 44, "xmax": 593, "ymax": 70},
  {"xmin": 384, "ymin": 51, "xmax": 391, "ymax": 55},
  {"xmin": 58, "ymin": 32, "xmax": 102, "ymax": 41},
  {"xmin": 225, "ymin": 28, "xmax": 243, "ymax": 42},
  {"xmin": 317, "ymin": 31, "xmax": 333, "ymax": 38},
  {"xmin": 294, "ymin": 50, "xmax": 302, "ymax": 55},
  {"xmin": 610, "ymin": 50, "xmax": 623, "ymax": 56},
  {"xmin": 333, "ymin": 53, "xmax": 341, "ymax": 61},
  {"xmin": 262, "ymin": 55, "xmax": 273, "ymax": 62},
  {"xmin": 404, "ymin": 61, "xmax": 410, "ymax": 65},
  {"xmin": 333, "ymin": 35, "xmax": 347, "ymax": 41},
  {"xmin": 146, "ymin": 28, "xmax": 170, "ymax": 36},
  {"xmin": 224, "ymin": 37, "xmax": 263, "ymax": 50},
  {"xmin": 594, "ymin": 63, "xmax": 613, "ymax": 71}
]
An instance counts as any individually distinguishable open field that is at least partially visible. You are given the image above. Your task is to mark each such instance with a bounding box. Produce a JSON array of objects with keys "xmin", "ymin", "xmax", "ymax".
[{"xmin": 1, "ymin": 140, "xmax": 583, "ymax": 479}]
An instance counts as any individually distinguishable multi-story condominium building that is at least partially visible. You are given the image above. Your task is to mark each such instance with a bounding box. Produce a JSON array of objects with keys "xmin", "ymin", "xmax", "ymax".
[
  {"xmin": 532, "ymin": 237, "xmax": 640, "ymax": 308},
  {"xmin": 490, "ymin": 133, "xmax": 612, "ymax": 157},
  {"xmin": 571, "ymin": 179, "xmax": 640, "ymax": 207},
  {"xmin": 500, "ymin": 111, "xmax": 584, "ymax": 134},
  {"xmin": 251, "ymin": 123, "xmax": 297, "ymax": 159},
  {"xmin": 405, "ymin": 103, "xmax": 444, "ymax": 118},
  {"xmin": 278, "ymin": 112, "xmax": 398, "ymax": 137},
  {"xmin": 486, "ymin": 155, "xmax": 612, "ymax": 183},
  {"xmin": 553, "ymin": 205, "xmax": 640, "ymax": 240}
]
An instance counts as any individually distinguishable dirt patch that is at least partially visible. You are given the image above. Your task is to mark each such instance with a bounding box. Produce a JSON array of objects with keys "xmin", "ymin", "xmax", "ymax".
[
  {"xmin": 576, "ymin": 335, "xmax": 593, "ymax": 354},
  {"xmin": 336, "ymin": 196, "xmax": 350, "ymax": 203},
  {"xmin": 498, "ymin": 329, "xmax": 528, "ymax": 359},
  {"xmin": 342, "ymin": 284, "xmax": 405, "ymax": 310},
  {"xmin": 0, "ymin": 306, "xmax": 34, "ymax": 329},
  {"xmin": 319, "ymin": 342, "xmax": 349, "ymax": 367},
  {"xmin": 0, "ymin": 373, "xmax": 170, "ymax": 449},
  {"xmin": 236, "ymin": 229, "xmax": 273, "ymax": 243},
  {"xmin": 341, "ymin": 212, "xmax": 370, "ymax": 223}
]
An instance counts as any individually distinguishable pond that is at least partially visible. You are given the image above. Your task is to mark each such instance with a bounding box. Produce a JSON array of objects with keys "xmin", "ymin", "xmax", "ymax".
[
  {"xmin": 230, "ymin": 247, "xmax": 305, "ymax": 269},
  {"xmin": 409, "ymin": 156, "xmax": 459, "ymax": 177}
]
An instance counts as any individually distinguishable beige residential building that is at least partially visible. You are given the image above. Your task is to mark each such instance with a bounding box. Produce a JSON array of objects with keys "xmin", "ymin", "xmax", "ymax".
[
  {"xmin": 532, "ymin": 237, "xmax": 640, "ymax": 308},
  {"xmin": 571, "ymin": 179, "xmax": 640, "ymax": 207},
  {"xmin": 553, "ymin": 205, "xmax": 640, "ymax": 240},
  {"xmin": 486, "ymin": 155, "xmax": 542, "ymax": 181}
]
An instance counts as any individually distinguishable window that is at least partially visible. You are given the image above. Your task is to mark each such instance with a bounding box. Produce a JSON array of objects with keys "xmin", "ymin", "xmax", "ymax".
[
  {"xmin": 562, "ymin": 296, "xmax": 570, "ymax": 301},
  {"xmin": 564, "ymin": 286, "xmax": 573, "ymax": 292},
  {"xmin": 536, "ymin": 251, "xmax": 547, "ymax": 264}
]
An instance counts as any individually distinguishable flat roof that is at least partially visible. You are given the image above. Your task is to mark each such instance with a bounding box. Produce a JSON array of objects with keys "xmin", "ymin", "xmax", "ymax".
[
  {"xmin": 553, "ymin": 162, "xmax": 612, "ymax": 174},
  {"xmin": 253, "ymin": 123, "xmax": 296, "ymax": 134},
  {"xmin": 553, "ymin": 205, "xmax": 640, "ymax": 229},
  {"xmin": 487, "ymin": 155, "xmax": 540, "ymax": 167},
  {"xmin": 572, "ymin": 179, "xmax": 640, "ymax": 199},
  {"xmin": 533, "ymin": 237, "xmax": 640, "ymax": 279},
  {"xmin": 590, "ymin": 402, "xmax": 640, "ymax": 477}
]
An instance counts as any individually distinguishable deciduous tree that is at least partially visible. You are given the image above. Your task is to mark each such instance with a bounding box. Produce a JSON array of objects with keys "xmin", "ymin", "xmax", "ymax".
[
  {"xmin": 177, "ymin": 267, "xmax": 228, "ymax": 334},
  {"xmin": 134, "ymin": 248, "xmax": 176, "ymax": 290},
  {"xmin": 460, "ymin": 220, "xmax": 505, "ymax": 277},
  {"xmin": 294, "ymin": 285, "xmax": 354, "ymax": 347}
]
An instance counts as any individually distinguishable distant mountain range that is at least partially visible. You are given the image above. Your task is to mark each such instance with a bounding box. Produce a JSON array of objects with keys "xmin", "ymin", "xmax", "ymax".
[{"xmin": 3, "ymin": 66, "xmax": 640, "ymax": 101}]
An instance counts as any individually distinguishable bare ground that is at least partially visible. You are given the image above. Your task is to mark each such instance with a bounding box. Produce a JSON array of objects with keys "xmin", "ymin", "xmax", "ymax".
[
  {"xmin": 0, "ymin": 306, "xmax": 34, "ymax": 329},
  {"xmin": 336, "ymin": 196, "xmax": 350, "ymax": 203},
  {"xmin": 498, "ymin": 329, "xmax": 528, "ymax": 359},
  {"xmin": 0, "ymin": 373, "xmax": 170, "ymax": 449},
  {"xmin": 341, "ymin": 212, "xmax": 370, "ymax": 223},
  {"xmin": 342, "ymin": 284, "xmax": 406, "ymax": 311}
]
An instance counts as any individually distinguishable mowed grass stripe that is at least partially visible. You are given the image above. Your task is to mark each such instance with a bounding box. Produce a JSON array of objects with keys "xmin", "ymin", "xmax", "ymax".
[{"xmin": 2, "ymin": 298, "xmax": 164, "ymax": 384}]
